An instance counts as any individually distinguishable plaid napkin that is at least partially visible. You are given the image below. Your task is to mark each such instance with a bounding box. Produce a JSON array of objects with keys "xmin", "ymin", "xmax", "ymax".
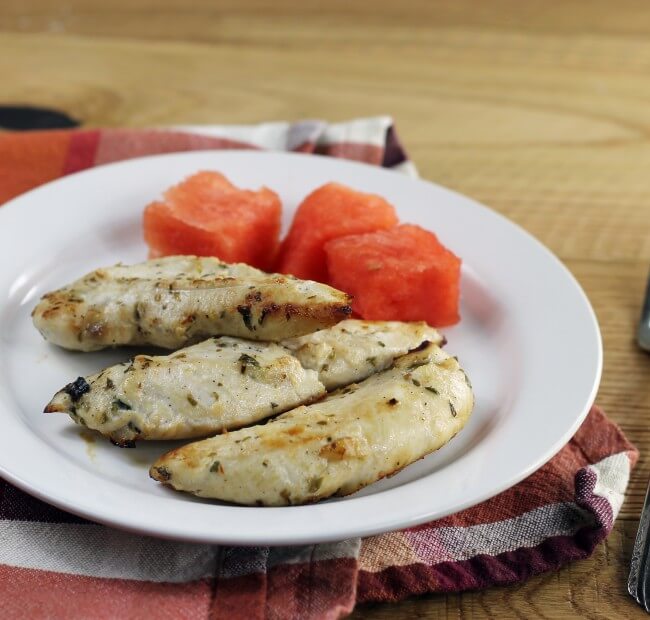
[{"xmin": 0, "ymin": 118, "xmax": 637, "ymax": 619}]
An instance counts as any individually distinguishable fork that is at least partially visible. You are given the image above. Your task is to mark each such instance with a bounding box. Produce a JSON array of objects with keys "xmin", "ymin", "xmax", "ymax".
[
  {"xmin": 638, "ymin": 269, "xmax": 650, "ymax": 353},
  {"xmin": 628, "ymin": 269, "xmax": 650, "ymax": 609}
]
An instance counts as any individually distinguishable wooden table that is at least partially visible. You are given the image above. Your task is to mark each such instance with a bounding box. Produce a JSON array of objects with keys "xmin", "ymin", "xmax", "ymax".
[{"xmin": 2, "ymin": 1, "xmax": 650, "ymax": 616}]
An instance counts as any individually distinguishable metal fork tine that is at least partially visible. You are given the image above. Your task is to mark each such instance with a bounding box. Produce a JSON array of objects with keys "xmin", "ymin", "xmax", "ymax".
[
  {"xmin": 640, "ymin": 537, "xmax": 650, "ymax": 609},
  {"xmin": 641, "ymin": 548, "xmax": 650, "ymax": 612},
  {"xmin": 639, "ymin": 519, "xmax": 650, "ymax": 613}
]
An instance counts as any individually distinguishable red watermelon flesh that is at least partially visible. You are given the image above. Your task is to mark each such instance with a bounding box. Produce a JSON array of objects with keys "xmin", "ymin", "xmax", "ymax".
[
  {"xmin": 277, "ymin": 182, "xmax": 398, "ymax": 281},
  {"xmin": 325, "ymin": 224, "xmax": 461, "ymax": 326},
  {"xmin": 143, "ymin": 171, "xmax": 282, "ymax": 270}
]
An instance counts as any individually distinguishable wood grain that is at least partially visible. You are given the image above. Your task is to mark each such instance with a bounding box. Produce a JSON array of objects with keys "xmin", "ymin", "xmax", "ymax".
[{"xmin": 2, "ymin": 2, "xmax": 649, "ymax": 617}]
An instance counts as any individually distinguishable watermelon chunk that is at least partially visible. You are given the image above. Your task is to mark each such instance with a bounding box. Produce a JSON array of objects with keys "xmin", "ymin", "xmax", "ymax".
[
  {"xmin": 325, "ymin": 224, "xmax": 461, "ymax": 326},
  {"xmin": 277, "ymin": 183, "xmax": 398, "ymax": 281},
  {"xmin": 143, "ymin": 171, "xmax": 282, "ymax": 270}
]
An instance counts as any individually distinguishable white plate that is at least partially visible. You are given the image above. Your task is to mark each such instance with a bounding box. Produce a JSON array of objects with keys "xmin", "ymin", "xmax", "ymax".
[{"xmin": 0, "ymin": 151, "xmax": 601, "ymax": 546}]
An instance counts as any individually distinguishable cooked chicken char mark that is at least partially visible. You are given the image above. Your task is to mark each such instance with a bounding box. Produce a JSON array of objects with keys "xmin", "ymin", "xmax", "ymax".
[
  {"xmin": 32, "ymin": 255, "xmax": 352, "ymax": 351},
  {"xmin": 150, "ymin": 342, "xmax": 473, "ymax": 506}
]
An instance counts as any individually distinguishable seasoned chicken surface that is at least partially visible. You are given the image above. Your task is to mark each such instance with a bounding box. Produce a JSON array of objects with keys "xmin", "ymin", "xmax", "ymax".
[
  {"xmin": 45, "ymin": 320, "xmax": 441, "ymax": 445},
  {"xmin": 282, "ymin": 320, "xmax": 444, "ymax": 390},
  {"xmin": 32, "ymin": 256, "xmax": 352, "ymax": 351},
  {"xmin": 150, "ymin": 342, "xmax": 474, "ymax": 505},
  {"xmin": 45, "ymin": 337, "xmax": 326, "ymax": 446}
]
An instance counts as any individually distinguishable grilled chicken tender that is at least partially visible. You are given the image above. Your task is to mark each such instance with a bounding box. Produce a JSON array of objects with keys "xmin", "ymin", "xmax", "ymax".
[
  {"xmin": 32, "ymin": 255, "xmax": 352, "ymax": 351},
  {"xmin": 150, "ymin": 342, "xmax": 474, "ymax": 505},
  {"xmin": 45, "ymin": 320, "xmax": 440, "ymax": 445},
  {"xmin": 282, "ymin": 320, "xmax": 444, "ymax": 390},
  {"xmin": 44, "ymin": 337, "xmax": 326, "ymax": 446}
]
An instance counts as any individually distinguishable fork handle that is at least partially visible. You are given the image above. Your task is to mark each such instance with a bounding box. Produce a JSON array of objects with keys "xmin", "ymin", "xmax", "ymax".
[{"xmin": 638, "ymin": 269, "xmax": 650, "ymax": 351}]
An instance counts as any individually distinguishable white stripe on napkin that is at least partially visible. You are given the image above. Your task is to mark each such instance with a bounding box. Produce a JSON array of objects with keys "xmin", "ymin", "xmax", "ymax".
[
  {"xmin": 0, "ymin": 521, "xmax": 218, "ymax": 582},
  {"xmin": 173, "ymin": 116, "xmax": 395, "ymax": 150}
]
